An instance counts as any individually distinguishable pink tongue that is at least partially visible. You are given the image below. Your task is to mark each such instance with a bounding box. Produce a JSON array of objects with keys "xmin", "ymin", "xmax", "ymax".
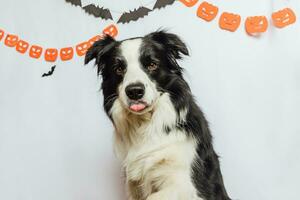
[{"xmin": 129, "ymin": 103, "xmax": 146, "ymax": 112}]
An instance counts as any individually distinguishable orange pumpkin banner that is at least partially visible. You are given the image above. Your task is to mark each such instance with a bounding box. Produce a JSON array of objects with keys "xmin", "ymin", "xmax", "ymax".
[
  {"xmin": 272, "ymin": 8, "xmax": 296, "ymax": 28},
  {"xmin": 0, "ymin": 24, "xmax": 118, "ymax": 62},
  {"xmin": 245, "ymin": 16, "xmax": 268, "ymax": 36},
  {"xmin": 219, "ymin": 12, "xmax": 241, "ymax": 32},
  {"xmin": 179, "ymin": 0, "xmax": 199, "ymax": 7},
  {"xmin": 197, "ymin": 2, "xmax": 219, "ymax": 22}
]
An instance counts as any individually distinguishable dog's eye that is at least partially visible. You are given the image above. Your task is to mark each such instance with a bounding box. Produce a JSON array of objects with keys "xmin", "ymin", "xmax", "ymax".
[
  {"xmin": 147, "ymin": 62, "xmax": 158, "ymax": 71},
  {"xmin": 114, "ymin": 66, "xmax": 125, "ymax": 75}
]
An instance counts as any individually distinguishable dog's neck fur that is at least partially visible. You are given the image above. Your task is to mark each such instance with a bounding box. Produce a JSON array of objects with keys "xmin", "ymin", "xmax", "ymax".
[{"xmin": 110, "ymin": 93, "xmax": 187, "ymax": 160}]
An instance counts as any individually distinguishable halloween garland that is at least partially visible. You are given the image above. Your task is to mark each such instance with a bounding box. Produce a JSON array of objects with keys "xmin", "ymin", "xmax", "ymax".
[
  {"xmin": 65, "ymin": 0, "xmax": 176, "ymax": 24},
  {"xmin": 187, "ymin": 1, "xmax": 297, "ymax": 35},
  {"xmin": 0, "ymin": 1, "xmax": 297, "ymax": 64},
  {"xmin": 0, "ymin": 24, "xmax": 118, "ymax": 63},
  {"xmin": 65, "ymin": 0, "xmax": 297, "ymax": 34}
]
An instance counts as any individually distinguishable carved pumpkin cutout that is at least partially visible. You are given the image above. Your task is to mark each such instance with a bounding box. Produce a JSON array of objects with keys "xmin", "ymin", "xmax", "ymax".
[
  {"xmin": 45, "ymin": 48, "xmax": 58, "ymax": 62},
  {"xmin": 179, "ymin": 0, "xmax": 198, "ymax": 7},
  {"xmin": 16, "ymin": 40, "xmax": 29, "ymax": 54},
  {"xmin": 88, "ymin": 35, "xmax": 102, "ymax": 47},
  {"xmin": 60, "ymin": 47, "xmax": 74, "ymax": 61},
  {"xmin": 103, "ymin": 24, "xmax": 118, "ymax": 37},
  {"xmin": 245, "ymin": 16, "xmax": 268, "ymax": 35},
  {"xmin": 272, "ymin": 8, "xmax": 296, "ymax": 28},
  {"xmin": 76, "ymin": 41, "xmax": 90, "ymax": 56},
  {"xmin": 197, "ymin": 2, "xmax": 219, "ymax": 22},
  {"xmin": 29, "ymin": 45, "xmax": 43, "ymax": 59},
  {"xmin": 4, "ymin": 34, "xmax": 19, "ymax": 47},
  {"xmin": 0, "ymin": 29, "xmax": 4, "ymax": 41},
  {"xmin": 219, "ymin": 12, "xmax": 241, "ymax": 32}
]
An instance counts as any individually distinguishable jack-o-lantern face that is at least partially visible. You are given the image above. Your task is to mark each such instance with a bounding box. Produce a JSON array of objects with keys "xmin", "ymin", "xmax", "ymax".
[
  {"xmin": 245, "ymin": 16, "xmax": 268, "ymax": 35},
  {"xmin": 60, "ymin": 47, "xmax": 74, "ymax": 61},
  {"xmin": 272, "ymin": 8, "xmax": 296, "ymax": 28},
  {"xmin": 16, "ymin": 40, "xmax": 29, "ymax": 54},
  {"xmin": 179, "ymin": 0, "xmax": 198, "ymax": 7},
  {"xmin": 29, "ymin": 45, "xmax": 43, "ymax": 59},
  {"xmin": 4, "ymin": 34, "xmax": 19, "ymax": 47},
  {"xmin": 88, "ymin": 35, "xmax": 102, "ymax": 47},
  {"xmin": 219, "ymin": 12, "xmax": 241, "ymax": 32},
  {"xmin": 45, "ymin": 48, "xmax": 58, "ymax": 62},
  {"xmin": 197, "ymin": 2, "xmax": 218, "ymax": 22},
  {"xmin": 76, "ymin": 41, "xmax": 89, "ymax": 56},
  {"xmin": 102, "ymin": 24, "xmax": 118, "ymax": 37},
  {"xmin": 0, "ymin": 29, "xmax": 4, "ymax": 41}
]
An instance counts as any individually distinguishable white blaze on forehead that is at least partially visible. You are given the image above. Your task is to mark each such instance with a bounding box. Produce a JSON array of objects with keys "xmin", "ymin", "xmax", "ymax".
[
  {"xmin": 119, "ymin": 38, "xmax": 147, "ymax": 85},
  {"xmin": 120, "ymin": 38, "xmax": 142, "ymax": 65}
]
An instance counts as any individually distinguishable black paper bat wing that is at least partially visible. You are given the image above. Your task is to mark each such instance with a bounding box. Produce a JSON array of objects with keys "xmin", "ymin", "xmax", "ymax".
[
  {"xmin": 117, "ymin": 7, "xmax": 152, "ymax": 24},
  {"xmin": 153, "ymin": 0, "xmax": 175, "ymax": 9},
  {"xmin": 42, "ymin": 65, "xmax": 56, "ymax": 77},
  {"xmin": 65, "ymin": 0, "xmax": 82, "ymax": 7},
  {"xmin": 82, "ymin": 4, "xmax": 113, "ymax": 20}
]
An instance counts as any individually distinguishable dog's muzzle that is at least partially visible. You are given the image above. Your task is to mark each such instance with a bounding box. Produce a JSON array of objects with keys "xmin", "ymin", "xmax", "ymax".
[{"xmin": 125, "ymin": 82, "xmax": 148, "ymax": 112}]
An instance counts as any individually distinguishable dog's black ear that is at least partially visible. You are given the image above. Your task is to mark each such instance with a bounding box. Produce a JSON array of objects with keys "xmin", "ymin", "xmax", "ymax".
[
  {"xmin": 146, "ymin": 30, "xmax": 189, "ymax": 59},
  {"xmin": 85, "ymin": 35, "xmax": 116, "ymax": 75}
]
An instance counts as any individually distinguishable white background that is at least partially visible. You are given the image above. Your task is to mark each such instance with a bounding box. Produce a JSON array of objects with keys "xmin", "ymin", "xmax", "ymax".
[{"xmin": 0, "ymin": 0, "xmax": 300, "ymax": 200}]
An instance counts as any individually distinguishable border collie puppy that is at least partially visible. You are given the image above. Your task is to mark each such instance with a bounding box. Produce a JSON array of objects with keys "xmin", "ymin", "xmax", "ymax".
[{"xmin": 85, "ymin": 31, "xmax": 231, "ymax": 200}]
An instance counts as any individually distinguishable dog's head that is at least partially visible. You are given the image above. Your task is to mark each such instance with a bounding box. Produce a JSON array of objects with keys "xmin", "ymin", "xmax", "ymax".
[{"xmin": 85, "ymin": 31, "xmax": 189, "ymax": 117}]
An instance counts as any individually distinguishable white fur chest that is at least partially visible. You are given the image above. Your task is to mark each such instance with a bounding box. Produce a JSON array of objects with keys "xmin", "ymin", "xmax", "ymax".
[{"xmin": 110, "ymin": 94, "xmax": 199, "ymax": 200}]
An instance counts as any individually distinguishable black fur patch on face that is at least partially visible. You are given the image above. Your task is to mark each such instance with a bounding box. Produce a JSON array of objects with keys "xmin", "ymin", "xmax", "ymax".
[
  {"xmin": 140, "ymin": 31, "xmax": 191, "ymax": 111},
  {"xmin": 85, "ymin": 35, "xmax": 126, "ymax": 116}
]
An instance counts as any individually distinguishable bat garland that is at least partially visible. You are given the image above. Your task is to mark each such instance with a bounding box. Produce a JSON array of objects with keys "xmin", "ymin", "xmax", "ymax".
[
  {"xmin": 66, "ymin": 0, "xmax": 112, "ymax": 20},
  {"xmin": 82, "ymin": 4, "xmax": 113, "ymax": 20},
  {"xmin": 117, "ymin": 0, "xmax": 177, "ymax": 24},
  {"xmin": 153, "ymin": 0, "xmax": 175, "ymax": 10},
  {"xmin": 118, "ymin": 7, "xmax": 152, "ymax": 24},
  {"xmin": 64, "ymin": 0, "xmax": 178, "ymax": 24},
  {"xmin": 65, "ymin": 0, "xmax": 81, "ymax": 7}
]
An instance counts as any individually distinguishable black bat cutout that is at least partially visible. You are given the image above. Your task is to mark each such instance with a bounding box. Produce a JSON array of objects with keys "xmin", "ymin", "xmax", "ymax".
[
  {"xmin": 42, "ymin": 65, "xmax": 56, "ymax": 77},
  {"xmin": 153, "ymin": 0, "xmax": 175, "ymax": 10},
  {"xmin": 117, "ymin": 6, "xmax": 152, "ymax": 24},
  {"xmin": 65, "ymin": 0, "xmax": 82, "ymax": 7},
  {"xmin": 82, "ymin": 4, "xmax": 113, "ymax": 20}
]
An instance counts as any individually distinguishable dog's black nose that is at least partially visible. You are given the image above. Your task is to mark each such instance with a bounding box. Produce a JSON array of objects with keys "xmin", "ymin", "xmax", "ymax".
[{"xmin": 125, "ymin": 83, "xmax": 145, "ymax": 100}]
